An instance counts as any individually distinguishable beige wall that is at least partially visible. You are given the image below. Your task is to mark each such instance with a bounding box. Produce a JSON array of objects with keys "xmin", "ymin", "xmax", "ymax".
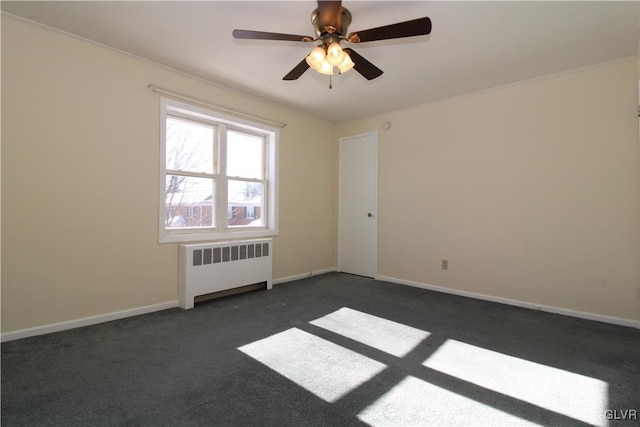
[
  {"xmin": 2, "ymin": 15, "xmax": 638, "ymax": 334},
  {"xmin": 1, "ymin": 16, "xmax": 336, "ymax": 333},
  {"xmin": 336, "ymin": 58, "xmax": 640, "ymax": 322}
]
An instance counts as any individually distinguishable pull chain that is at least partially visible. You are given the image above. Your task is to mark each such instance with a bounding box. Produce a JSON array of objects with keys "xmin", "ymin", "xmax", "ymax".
[{"xmin": 329, "ymin": 73, "xmax": 333, "ymax": 89}]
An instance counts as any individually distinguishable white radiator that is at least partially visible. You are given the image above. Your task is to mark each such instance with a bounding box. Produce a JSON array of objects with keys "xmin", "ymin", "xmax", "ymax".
[{"xmin": 178, "ymin": 238, "xmax": 273, "ymax": 309}]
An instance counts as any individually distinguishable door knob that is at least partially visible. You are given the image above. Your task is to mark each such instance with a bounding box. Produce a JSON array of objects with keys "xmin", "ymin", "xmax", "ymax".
[{"xmin": 367, "ymin": 213, "xmax": 373, "ymax": 217}]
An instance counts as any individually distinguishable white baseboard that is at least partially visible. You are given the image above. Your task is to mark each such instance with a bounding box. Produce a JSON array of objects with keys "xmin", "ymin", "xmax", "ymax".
[
  {"xmin": 0, "ymin": 268, "xmax": 339, "ymax": 342},
  {"xmin": 376, "ymin": 275, "xmax": 640, "ymax": 329},
  {"xmin": 6, "ymin": 271, "xmax": 634, "ymax": 342},
  {"xmin": 1, "ymin": 301, "xmax": 179, "ymax": 343},
  {"xmin": 273, "ymin": 267, "xmax": 338, "ymax": 285}
]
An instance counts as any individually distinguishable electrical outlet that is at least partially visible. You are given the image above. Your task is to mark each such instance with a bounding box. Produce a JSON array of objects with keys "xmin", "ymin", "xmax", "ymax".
[{"xmin": 441, "ymin": 259, "xmax": 448, "ymax": 270}]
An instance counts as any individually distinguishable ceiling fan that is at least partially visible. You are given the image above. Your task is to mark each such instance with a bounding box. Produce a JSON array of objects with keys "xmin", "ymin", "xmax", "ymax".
[{"xmin": 232, "ymin": 1, "xmax": 432, "ymax": 83}]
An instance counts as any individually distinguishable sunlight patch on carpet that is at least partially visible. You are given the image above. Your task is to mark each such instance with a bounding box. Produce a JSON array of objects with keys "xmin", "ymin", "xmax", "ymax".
[
  {"xmin": 309, "ymin": 307, "xmax": 431, "ymax": 357},
  {"xmin": 358, "ymin": 375, "xmax": 541, "ymax": 426},
  {"xmin": 238, "ymin": 327, "xmax": 387, "ymax": 402},
  {"xmin": 422, "ymin": 339, "xmax": 608, "ymax": 426}
]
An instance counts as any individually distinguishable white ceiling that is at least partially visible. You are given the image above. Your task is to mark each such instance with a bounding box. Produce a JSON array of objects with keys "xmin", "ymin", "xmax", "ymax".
[{"xmin": 2, "ymin": 1, "xmax": 639, "ymax": 122}]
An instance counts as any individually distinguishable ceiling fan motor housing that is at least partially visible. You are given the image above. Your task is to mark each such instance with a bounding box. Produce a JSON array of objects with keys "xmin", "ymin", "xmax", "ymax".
[{"xmin": 311, "ymin": 6, "xmax": 352, "ymax": 39}]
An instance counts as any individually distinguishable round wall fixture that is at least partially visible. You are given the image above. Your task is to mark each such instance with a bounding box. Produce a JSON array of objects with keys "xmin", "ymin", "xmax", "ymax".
[{"xmin": 382, "ymin": 121, "xmax": 391, "ymax": 131}]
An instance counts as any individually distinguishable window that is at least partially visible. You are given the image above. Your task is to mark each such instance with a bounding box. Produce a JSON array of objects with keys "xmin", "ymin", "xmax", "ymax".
[
  {"xmin": 159, "ymin": 97, "xmax": 278, "ymax": 243},
  {"xmin": 246, "ymin": 206, "xmax": 257, "ymax": 220},
  {"xmin": 187, "ymin": 206, "xmax": 196, "ymax": 219}
]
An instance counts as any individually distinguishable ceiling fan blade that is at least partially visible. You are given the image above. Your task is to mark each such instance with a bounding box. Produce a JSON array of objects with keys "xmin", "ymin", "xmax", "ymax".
[
  {"xmin": 343, "ymin": 48, "xmax": 383, "ymax": 80},
  {"xmin": 233, "ymin": 29, "xmax": 313, "ymax": 42},
  {"xmin": 317, "ymin": 1, "xmax": 342, "ymax": 32},
  {"xmin": 283, "ymin": 58, "xmax": 310, "ymax": 81},
  {"xmin": 348, "ymin": 17, "xmax": 432, "ymax": 43}
]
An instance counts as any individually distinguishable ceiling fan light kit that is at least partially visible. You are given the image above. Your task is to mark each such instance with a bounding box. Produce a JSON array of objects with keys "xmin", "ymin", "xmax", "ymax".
[
  {"xmin": 305, "ymin": 42, "xmax": 354, "ymax": 75},
  {"xmin": 233, "ymin": 1, "xmax": 432, "ymax": 85}
]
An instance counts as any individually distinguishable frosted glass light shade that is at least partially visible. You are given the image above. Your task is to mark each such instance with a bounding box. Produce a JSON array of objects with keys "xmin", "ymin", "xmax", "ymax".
[
  {"xmin": 326, "ymin": 42, "xmax": 346, "ymax": 66},
  {"xmin": 306, "ymin": 46, "xmax": 326, "ymax": 71},
  {"xmin": 338, "ymin": 53, "xmax": 355, "ymax": 73},
  {"xmin": 317, "ymin": 60, "xmax": 334, "ymax": 75}
]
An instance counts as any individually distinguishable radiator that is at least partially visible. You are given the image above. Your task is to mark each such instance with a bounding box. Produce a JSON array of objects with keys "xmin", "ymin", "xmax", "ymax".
[{"xmin": 178, "ymin": 238, "xmax": 273, "ymax": 309}]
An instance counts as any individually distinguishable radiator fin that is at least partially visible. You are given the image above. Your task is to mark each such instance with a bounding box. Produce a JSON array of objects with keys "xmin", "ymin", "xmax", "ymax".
[
  {"xmin": 194, "ymin": 243, "xmax": 269, "ymax": 266},
  {"xmin": 193, "ymin": 250, "xmax": 202, "ymax": 266}
]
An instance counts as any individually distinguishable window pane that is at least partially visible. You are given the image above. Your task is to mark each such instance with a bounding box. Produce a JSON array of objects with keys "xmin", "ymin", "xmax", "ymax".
[
  {"xmin": 228, "ymin": 180, "xmax": 264, "ymax": 227},
  {"xmin": 166, "ymin": 117, "xmax": 214, "ymax": 174},
  {"xmin": 227, "ymin": 131, "xmax": 263, "ymax": 179},
  {"xmin": 165, "ymin": 175, "xmax": 215, "ymax": 228}
]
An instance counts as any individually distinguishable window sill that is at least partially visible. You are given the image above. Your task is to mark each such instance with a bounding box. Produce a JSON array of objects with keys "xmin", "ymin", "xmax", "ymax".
[{"xmin": 159, "ymin": 228, "xmax": 278, "ymax": 244}]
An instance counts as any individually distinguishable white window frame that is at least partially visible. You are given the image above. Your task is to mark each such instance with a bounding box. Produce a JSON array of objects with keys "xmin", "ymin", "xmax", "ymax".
[{"xmin": 159, "ymin": 97, "xmax": 278, "ymax": 243}]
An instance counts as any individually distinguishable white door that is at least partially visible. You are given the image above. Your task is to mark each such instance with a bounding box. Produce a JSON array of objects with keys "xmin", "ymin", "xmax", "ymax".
[{"xmin": 339, "ymin": 131, "xmax": 378, "ymax": 277}]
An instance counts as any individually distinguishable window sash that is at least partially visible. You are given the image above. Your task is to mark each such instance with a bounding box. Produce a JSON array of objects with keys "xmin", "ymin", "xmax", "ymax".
[{"xmin": 225, "ymin": 178, "xmax": 267, "ymax": 229}]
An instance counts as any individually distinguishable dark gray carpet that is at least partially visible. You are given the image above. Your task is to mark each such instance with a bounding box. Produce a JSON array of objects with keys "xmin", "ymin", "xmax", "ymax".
[{"xmin": 2, "ymin": 272, "xmax": 639, "ymax": 426}]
